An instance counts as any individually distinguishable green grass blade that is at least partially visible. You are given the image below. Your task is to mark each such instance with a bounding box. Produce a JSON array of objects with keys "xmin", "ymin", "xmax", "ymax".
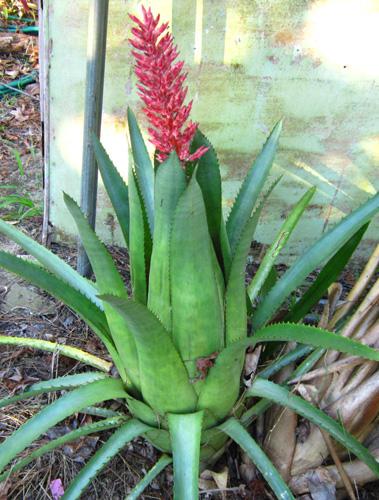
[
  {"xmin": 219, "ymin": 417, "xmax": 294, "ymax": 500},
  {"xmin": 170, "ymin": 176, "xmax": 224, "ymax": 377},
  {"xmin": 92, "ymin": 134, "xmax": 130, "ymax": 247},
  {"xmin": 148, "ymin": 152, "xmax": 186, "ymax": 330},
  {"xmin": 252, "ymin": 192, "xmax": 379, "ymax": 329},
  {"xmin": 191, "ymin": 129, "xmax": 223, "ymax": 263},
  {"xmin": 100, "ymin": 295, "xmax": 198, "ymax": 414},
  {"xmin": 248, "ymin": 378, "xmax": 379, "ymax": 477},
  {"xmin": 126, "ymin": 455, "xmax": 172, "ymax": 500},
  {"xmin": 0, "ymin": 378, "xmax": 128, "ymax": 473},
  {"xmin": 248, "ymin": 187, "xmax": 316, "ymax": 304},
  {"xmin": 0, "ymin": 219, "xmax": 101, "ymax": 308},
  {"xmin": 0, "ymin": 372, "xmax": 109, "ymax": 409},
  {"xmin": 64, "ymin": 193, "xmax": 140, "ymax": 390},
  {"xmin": 226, "ymin": 120, "xmax": 282, "ymax": 254},
  {"xmin": 127, "ymin": 107, "xmax": 154, "ymax": 233},
  {"xmin": 62, "ymin": 419, "xmax": 150, "ymax": 500},
  {"xmin": 168, "ymin": 411, "xmax": 203, "ymax": 500},
  {"xmin": 0, "ymin": 416, "xmax": 126, "ymax": 482},
  {"xmin": 284, "ymin": 223, "xmax": 369, "ymax": 323},
  {"xmin": 128, "ymin": 163, "xmax": 148, "ymax": 304},
  {"xmin": 0, "ymin": 335, "xmax": 111, "ymax": 372}
]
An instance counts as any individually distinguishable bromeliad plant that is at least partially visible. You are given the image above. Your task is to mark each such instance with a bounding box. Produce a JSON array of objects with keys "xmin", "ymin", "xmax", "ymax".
[{"xmin": 0, "ymin": 6, "xmax": 379, "ymax": 499}]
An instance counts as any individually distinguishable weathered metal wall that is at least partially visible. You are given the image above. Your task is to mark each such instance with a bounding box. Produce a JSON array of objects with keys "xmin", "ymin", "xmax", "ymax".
[{"xmin": 44, "ymin": 0, "xmax": 379, "ymax": 261}]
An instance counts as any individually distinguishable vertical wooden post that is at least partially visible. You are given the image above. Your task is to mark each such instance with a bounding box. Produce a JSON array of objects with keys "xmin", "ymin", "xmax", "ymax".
[{"xmin": 77, "ymin": 0, "xmax": 109, "ymax": 276}]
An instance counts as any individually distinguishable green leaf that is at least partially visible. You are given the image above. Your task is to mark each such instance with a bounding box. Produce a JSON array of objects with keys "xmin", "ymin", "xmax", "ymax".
[
  {"xmin": 0, "ymin": 219, "xmax": 101, "ymax": 308},
  {"xmin": 64, "ymin": 193, "xmax": 140, "ymax": 390},
  {"xmin": 0, "ymin": 335, "xmax": 111, "ymax": 372},
  {"xmin": 0, "ymin": 251, "xmax": 125, "ymax": 375},
  {"xmin": 168, "ymin": 411, "xmax": 203, "ymax": 500},
  {"xmin": 197, "ymin": 344, "xmax": 245, "ymax": 427},
  {"xmin": 0, "ymin": 378, "xmax": 128, "ymax": 473},
  {"xmin": 248, "ymin": 187, "xmax": 316, "ymax": 304},
  {"xmin": 192, "ymin": 129, "xmax": 223, "ymax": 263},
  {"xmin": 92, "ymin": 134, "xmax": 130, "ymax": 247},
  {"xmin": 64, "ymin": 193, "xmax": 126, "ymax": 297},
  {"xmin": 225, "ymin": 213, "xmax": 261, "ymax": 345},
  {"xmin": 148, "ymin": 152, "xmax": 186, "ymax": 330},
  {"xmin": 219, "ymin": 417, "xmax": 294, "ymax": 500},
  {"xmin": 200, "ymin": 321, "xmax": 379, "ymax": 426},
  {"xmin": 252, "ymin": 192, "xmax": 379, "ymax": 329},
  {"xmin": 226, "ymin": 120, "xmax": 282, "ymax": 255},
  {"xmin": 284, "ymin": 223, "xmax": 369, "ymax": 323},
  {"xmin": 0, "ymin": 372, "xmax": 109, "ymax": 409},
  {"xmin": 259, "ymin": 266, "xmax": 278, "ymax": 299},
  {"xmin": 248, "ymin": 378, "xmax": 379, "ymax": 477},
  {"xmin": 253, "ymin": 323, "xmax": 379, "ymax": 362},
  {"xmin": 128, "ymin": 164, "xmax": 148, "ymax": 304},
  {"xmin": 126, "ymin": 455, "xmax": 172, "ymax": 500},
  {"xmin": 100, "ymin": 295, "xmax": 198, "ymax": 415},
  {"xmin": 0, "ymin": 416, "xmax": 126, "ymax": 482},
  {"xmin": 127, "ymin": 107, "xmax": 154, "ymax": 233},
  {"xmin": 170, "ymin": 176, "xmax": 224, "ymax": 377},
  {"xmin": 126, "ymin": 395, "xmax": 160, "ymax": 427},
  {"xmin": 258, "ymin": 344, "xmax": 313, "ymax": 380},
  {"xmin": 62, "ymin": 419, "xmax": 150, "ymax": 500},
  {"xmin": 60, "ymin": 425, "xmax": 143, "ymax": 499}
]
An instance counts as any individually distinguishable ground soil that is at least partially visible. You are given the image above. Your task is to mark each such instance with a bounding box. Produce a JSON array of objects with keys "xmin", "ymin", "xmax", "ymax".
[{"xmin": 0, "ymin": 13, "xmax": 378, "ymax": 500}]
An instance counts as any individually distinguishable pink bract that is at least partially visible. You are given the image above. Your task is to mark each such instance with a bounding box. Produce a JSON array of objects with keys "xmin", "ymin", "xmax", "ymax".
[{"xmin": 129, "ymin": 6, "xmax": 208, "ymax": 163}]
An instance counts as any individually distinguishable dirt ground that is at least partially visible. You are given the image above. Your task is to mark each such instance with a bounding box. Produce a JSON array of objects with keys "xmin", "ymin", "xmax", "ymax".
[{"xmin": 0, "ymin": 13, "xmax": 378, "ymax": 500}]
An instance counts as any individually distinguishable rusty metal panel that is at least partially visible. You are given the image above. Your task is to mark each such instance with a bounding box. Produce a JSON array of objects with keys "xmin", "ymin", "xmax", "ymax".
[{"xmin": 45, "ymin": 0, "xmax": 379, "ymax": 261}]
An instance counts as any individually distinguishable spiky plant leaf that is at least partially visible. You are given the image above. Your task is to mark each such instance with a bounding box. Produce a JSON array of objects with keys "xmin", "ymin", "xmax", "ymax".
[
  {"xmin": 225, "ymin": 212, "xmax": 261, "ymax": 345},
  {"xmin": 0, "ymin": 219, "xmax": 100, "ymax": 308},
  {"xmin": 0, "ymin": 251, "xmax": 126, "ymax": 377},
  {"xmin": 127, "ymin": 107, "xmax": 154, "ymax": 233},
  {"xmin": 252, "ymin": 192, "xmax": 379, "ymax": 329},
  {"xmin": 92, "ymin": 134, "xmax": 130, "ymax": 247},
  {"xmin": 226, "ymin": 120, "xmax": 282, "ymax": 254},
  {"xmin": 247, "ymin": 186, "xmax": 316, "ymax": 304},
  {"xmin": 0, "ymin": 372, "xmax": 109, "ymax": 409},
  {"xmin": 126, "ymin": 455, "xmax": 172, "ymax": 500},
  {"xmin": 0, "ymin": 417, "xmax": 126, "ymax": 482},
  {"xmin": 64, "ymin": 193, "xmax": 140, "ymax": 390},
  {"xmin": 0, "ymin": 378, "xmax": 128, "ymax": 473},
  {"xmin": 128, "ymin": 163, "xmax": 148, "ymax": 304},
  {"xmin": 258, "ymin": 344, "xmax": 313, "ymax": 379},
  {"xmin": 253, "ymin": 323, "xmax": 379, "ymax": 361},
  {"xmin": 197, "ymin": 345, "xmax": 244, "ymax": 427},
  {"xmin": 247, "ymin": 378, "xmax": 379, "ymax": 477},
  {"xmin": 100, "ymin": 295, "xmax": 198, "ymax": 414},
  {"xmin": 170, "ymin": 175, "xmax": 224, "ymax": 378},
  {"xmin": 219, "ymin": 417, "xmax": 294, "ymax": 500},
  {"xmin": 200, "ymin": 322, "xmax": 379, "ymax": 425},
  {"xmin": 191, "ymin": 129, "xmax": 223, "ymax": 264},
  {"xmin": 148, "ymin": 152, "xmax": 186, "ymax": 329},
  {"xmin": 168, "ymin": 411, "xmax": 203, "ymax": 500},
  {"xmin": 62, "ymin": 419, "xmax": 150, "ymax": 499},
  {"xmin": 285, "ymin": 223, "xmax": 369, "ymax": 323}
]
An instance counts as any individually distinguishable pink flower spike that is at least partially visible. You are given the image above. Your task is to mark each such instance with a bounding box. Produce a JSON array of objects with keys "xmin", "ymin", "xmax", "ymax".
[{"xmin": 129, "ymin": 6, "xmax": 208, "ymax": 163}]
